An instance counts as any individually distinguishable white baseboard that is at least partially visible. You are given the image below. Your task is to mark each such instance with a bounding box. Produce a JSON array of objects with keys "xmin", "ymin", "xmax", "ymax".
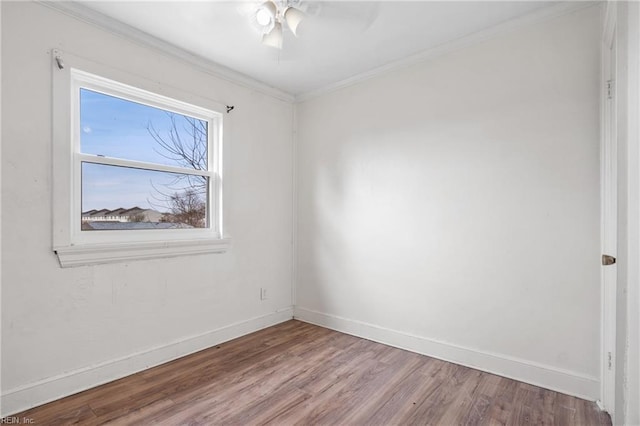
[
  {"xmin": 294, "ymin": 307, "xmax": 599, "ymax": 401},
  {"xmin": 1, "ymin": 308, "xmax": 294, "ymax": 417},
  {"xmin": 2, "ymin": 305, "xmax": 600, "ymax": 417}
]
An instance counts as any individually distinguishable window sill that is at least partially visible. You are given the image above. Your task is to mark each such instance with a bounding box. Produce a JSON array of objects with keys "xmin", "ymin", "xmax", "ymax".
[{"xmin": 54, "ymin": 238, "xmax": 230, "ymax": 268}]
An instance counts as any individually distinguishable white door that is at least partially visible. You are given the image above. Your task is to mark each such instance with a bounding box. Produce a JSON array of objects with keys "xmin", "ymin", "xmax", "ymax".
[{"xmin": 601, "ymin": 4, "xmax": 617, "ymax": 415}]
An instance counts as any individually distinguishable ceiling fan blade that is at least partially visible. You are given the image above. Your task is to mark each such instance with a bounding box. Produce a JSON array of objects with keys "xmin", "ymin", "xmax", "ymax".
[{"xmin": 304, "ymin": 1, "xmax": 380, "ymax": 33}]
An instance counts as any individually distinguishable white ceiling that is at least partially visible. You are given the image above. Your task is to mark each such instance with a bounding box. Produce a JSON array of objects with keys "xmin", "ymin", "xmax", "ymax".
[{"xmin": 76, "ymin": 1, "xmax": 562, "ymax": 96}]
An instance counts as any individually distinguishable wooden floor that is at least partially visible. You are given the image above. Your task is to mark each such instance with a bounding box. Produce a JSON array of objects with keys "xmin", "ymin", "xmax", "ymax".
[{"xmin": 15, "ymin": 320, "xmax": 610, "ymax": 425}]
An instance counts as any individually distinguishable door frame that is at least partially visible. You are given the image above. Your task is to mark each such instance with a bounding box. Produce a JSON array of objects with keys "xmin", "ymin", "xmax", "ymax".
[{"xmin": 600, "ymin": 1, "xmax": 617, "ymax": 416}]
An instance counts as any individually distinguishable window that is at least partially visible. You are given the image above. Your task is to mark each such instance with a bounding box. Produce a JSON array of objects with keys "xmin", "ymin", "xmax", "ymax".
[{"xmin": 52, "ymin": 50, "xmax": 229, "ymax": 267}]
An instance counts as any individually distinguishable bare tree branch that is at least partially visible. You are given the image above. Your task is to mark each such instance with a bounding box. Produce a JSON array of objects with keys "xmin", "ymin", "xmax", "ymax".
[{"xmin": 146, "ymin": 113, "xmax": 208, "ymax": 227}]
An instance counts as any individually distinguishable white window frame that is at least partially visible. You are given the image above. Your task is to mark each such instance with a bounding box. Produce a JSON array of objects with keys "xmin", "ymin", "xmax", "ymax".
[{"xmin": 52, "ymin": 50, "xmax": 230, "ymax": 267}]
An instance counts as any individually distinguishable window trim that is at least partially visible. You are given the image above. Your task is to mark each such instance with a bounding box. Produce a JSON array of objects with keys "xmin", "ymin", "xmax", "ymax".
[{"xmin": 52, "ymin": 49, "xmax": 230, "ymax": 267}]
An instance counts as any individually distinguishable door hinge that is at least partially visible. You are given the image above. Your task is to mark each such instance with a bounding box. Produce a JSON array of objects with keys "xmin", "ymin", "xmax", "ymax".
[
  {"xmin": 602, "ymin": 254, "xmax": 616, "ymax": 265},
  {"xmin": 607, "ymin": 79, "xmax": 614, "ymax": 100},
  {"xmin": 608, "ymin": 352, "xmax": 613, "ymax": 370}
]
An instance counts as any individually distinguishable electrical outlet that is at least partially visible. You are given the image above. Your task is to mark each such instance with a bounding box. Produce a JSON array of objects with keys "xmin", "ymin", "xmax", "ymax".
[{"xmin": 260, "ymin": 287, "xmax": 268, "ymax": 300}]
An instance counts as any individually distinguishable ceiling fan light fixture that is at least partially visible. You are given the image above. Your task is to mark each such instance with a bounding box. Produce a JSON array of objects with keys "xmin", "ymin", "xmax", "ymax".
[
  {"xmin": 262, "ymin": 21, "xmax": 283, "ymax": 49},
  {"xmin": 256, "ymin": 1, "xmax": 277, "ymax": 26},
  {"xmin": 284, "ymin": 6, "xmax": 304, "ymax": 36}
]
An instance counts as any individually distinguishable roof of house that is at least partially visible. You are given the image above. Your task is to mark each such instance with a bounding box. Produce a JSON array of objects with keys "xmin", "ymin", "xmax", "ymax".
[
  {"xmin": 82, "ymin": 207, "xmax": 163, "ymax": 217},
  {"xmin": 82, "ymin": 222, "xmax": 193, "ymax": 230}
]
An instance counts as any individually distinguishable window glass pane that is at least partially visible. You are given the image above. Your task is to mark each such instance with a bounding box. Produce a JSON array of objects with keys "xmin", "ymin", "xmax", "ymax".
[
  {"xmin": 80, "ymin": 89, "xmax": 208, "ymax": 170},
  {"xmin": 82, "ymin": 163, "xmax": 208, "ymax": 231}
]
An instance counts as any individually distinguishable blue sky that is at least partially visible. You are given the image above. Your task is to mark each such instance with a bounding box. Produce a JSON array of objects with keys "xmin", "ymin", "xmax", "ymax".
[{"xmin": 80, "ymin": 89, "xmax": 206, "ymax": 212}]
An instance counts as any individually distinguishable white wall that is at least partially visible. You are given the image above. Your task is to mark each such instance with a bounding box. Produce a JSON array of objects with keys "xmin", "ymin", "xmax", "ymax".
[
  {"xmin": 624, "ymin": 1, "xmax": 640, "ymax": 414},
  {"xmin": 295, "ymin": 6, "xmax": 602, "ymax": 400},
  {"xmin": 626, "ymin": 5, "xmax": 640, "ymax": 423},
  {"xmin": 614, "ymin": 2, "xmax": 640, "ymax": 424},
  {"xmin": 1, "ymin": 1, "xmax": 293, "ymax": 415}
]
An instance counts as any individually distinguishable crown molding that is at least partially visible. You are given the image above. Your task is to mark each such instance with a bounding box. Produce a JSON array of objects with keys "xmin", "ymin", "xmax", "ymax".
[
  {"xmin": 36, "ymin": 1, "xmax": 598, "ymax": 105},
  {"xmin": 37, "ymin": 1, "xmax": 296, "ymax": 103},
  {"xmin": 296, "ymin": 1, "xmax": 600, "ymax": 103}
]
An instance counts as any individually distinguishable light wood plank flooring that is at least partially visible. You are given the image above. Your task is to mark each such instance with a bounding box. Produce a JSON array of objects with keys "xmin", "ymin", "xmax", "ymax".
[{"xmin": 14, "ymin": 320, "xmax": 610, "ymax": 425}]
